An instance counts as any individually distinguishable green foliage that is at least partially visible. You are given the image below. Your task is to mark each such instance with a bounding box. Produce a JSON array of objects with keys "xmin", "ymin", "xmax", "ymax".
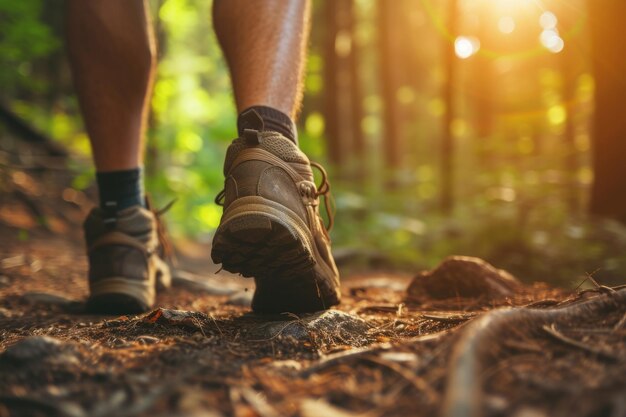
[
  {"xmin": 146, "ymin": 0, "xmax": 236, "ymax": 236},
  {"xmin": 332, "ymin": 177, "xmax": 626, "ymax": 288},
  {"xmin": 147, "ymin": 0, "xmax": 329, "ymax": 236},
  {"xmin": 1, "ymin": 0, "xmax": 621, "ymax": 289},
  {"xmin": 0, "ymin": 0, "xmax": 59, "ymax": 92}
]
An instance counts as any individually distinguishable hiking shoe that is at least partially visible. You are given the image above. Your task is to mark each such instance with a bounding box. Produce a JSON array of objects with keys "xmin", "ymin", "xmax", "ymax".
[
  {"xmin": 84, "ymin": 202, "xmax": 172, "ymax": 314},
  {"xmin": 211, "ymin": 110, "xmax": 341, "ymax": 313}
]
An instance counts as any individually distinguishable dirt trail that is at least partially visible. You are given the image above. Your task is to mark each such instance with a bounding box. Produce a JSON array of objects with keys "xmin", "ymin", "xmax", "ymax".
[
  {"xmin": 1, "ymin": 226, "xmax": 625, "ymax": 417},
  {"xmin": 1, "ymin": 139, "xmax": 625, "ymax": 417}
]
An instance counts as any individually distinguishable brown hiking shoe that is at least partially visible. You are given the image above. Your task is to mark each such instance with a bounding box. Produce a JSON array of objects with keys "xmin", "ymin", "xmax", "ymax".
[
  {"xmin": 211, "ymin": 110, "xmax": 340, "ymax": 313},
  {"xmin": 83, "ymin": 202, "xmax": 172, "ymax": 314}
]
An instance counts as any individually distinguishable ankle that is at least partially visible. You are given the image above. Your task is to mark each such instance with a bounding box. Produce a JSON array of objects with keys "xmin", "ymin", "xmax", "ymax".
[
  {"xmin": 237, "ymin": 106, "xmax": 298, "ymax": 145},
  {"xmin": 95, "ymin": 168, "xmax": 145, "ymax": 211}
]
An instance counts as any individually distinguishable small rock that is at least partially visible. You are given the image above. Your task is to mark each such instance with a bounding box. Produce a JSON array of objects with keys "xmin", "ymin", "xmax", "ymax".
[
  {"xmin": 406, "ymin": 256, "xmax": 521, "ymax": 301},
  {"xmin": 247, "ymin": 310, "xmax": 372, "ymax": 347},
  {"xmin": 1, "ymin": 336, "xmax": 63, "ymax": 361},
  {"xmin": 0, "ymin": 336, "xmax": 80, "ymax": 367}
]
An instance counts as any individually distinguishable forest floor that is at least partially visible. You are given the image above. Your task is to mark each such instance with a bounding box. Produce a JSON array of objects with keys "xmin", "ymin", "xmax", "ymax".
[{"xmin": 1, "ymin": 136, "xmax": 625, "ymax": 417}]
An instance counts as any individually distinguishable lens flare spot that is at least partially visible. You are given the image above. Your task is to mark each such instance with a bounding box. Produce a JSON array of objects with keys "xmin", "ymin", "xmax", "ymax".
[
  {"xmin": 455, "ymin": 36, "xmax": 480, "ymax": 59},
  {"xmin": 547, "ymin": 104, "xmax": 566, "ymax": 125},
  {"xmin": 539, "ymin": 11, "xmax": 558, "ymax": 30},
  {"xmin": 540, "ymin": 29, "xmax": 564, "ymax": 53}
]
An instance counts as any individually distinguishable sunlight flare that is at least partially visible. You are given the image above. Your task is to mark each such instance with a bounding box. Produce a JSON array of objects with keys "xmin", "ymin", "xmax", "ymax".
[{"xmin": 455, "ymin": 36, "xmax": 480, "ymax": 59}]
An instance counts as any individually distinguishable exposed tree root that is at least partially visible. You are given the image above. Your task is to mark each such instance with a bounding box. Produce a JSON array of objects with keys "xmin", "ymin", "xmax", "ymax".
[{"xmin": 443, "ymin": 288, "xmax": 626, "ymax": 417}]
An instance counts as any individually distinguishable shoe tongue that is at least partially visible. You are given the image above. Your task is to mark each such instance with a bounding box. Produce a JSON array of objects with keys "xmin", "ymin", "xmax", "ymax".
[{"xmin": 115, "ymin": 206, "xmax": 157, "ymax": 241}]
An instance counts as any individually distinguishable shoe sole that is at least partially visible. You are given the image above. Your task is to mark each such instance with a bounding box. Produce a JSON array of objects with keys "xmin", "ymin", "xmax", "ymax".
[
  {"xmin": 86, "ymin": 263, "xmax": 171, "ymax": 315},
  {"xmin": 212, "ymin": 196, "xmax": 316, "ymax": 277},
  {"xmin": 87, "ymin": 277, "xmax": 154, "ymax": 314}
]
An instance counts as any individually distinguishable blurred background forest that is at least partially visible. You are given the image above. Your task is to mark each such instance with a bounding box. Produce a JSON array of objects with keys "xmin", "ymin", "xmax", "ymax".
[{"xmin": 1, "ymin": 0, "xmax": 626, "ymax": 288}]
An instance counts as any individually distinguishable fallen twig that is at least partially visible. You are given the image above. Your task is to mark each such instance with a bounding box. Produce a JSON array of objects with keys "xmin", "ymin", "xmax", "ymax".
[{"xmin": 420, "ymin": 312, "xmax": 477, "ymax": 323}]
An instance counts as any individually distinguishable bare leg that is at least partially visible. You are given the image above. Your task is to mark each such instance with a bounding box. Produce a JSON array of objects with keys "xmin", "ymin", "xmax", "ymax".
[
  {"xmin": 66, "ymin": 0, "xmax": 155, "ymax": 171},
  {"xmin": 212, "ymin": 0, "xmax": 311, "ymax": 118}
]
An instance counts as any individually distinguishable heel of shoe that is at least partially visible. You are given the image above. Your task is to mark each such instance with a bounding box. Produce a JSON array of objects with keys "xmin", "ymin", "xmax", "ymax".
[
  {"xmin": 87, "ymin": 278, "xmax": 154, "ymax": 314},
  {"xmin": 212, "ymin": 212, "xmax": 315, "ymax": 278},
  {"xmin": 211, "ymin": 196, "xmax": 317, "ymax": 278}
]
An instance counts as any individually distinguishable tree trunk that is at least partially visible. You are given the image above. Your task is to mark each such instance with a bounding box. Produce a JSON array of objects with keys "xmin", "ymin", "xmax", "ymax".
[
  {"xmin": 348, "ymin": 0, "xmax": 365, "ymax": 181},
  {"xmin": 440, "ymin": 0, "xmax": 458, "ymax": 214},
  {"xmin": 559, "ymin": 23, "xmax": 580, "ymax": 214},
  {"xmin": 473, "ymin": 8, "xmax": 494, "ymax": 143},
  {"xmin": 587, "ymin": 1, "xmax": 626, "ymax": 223},
  {"xmin": 377, "ymin": 0, "xmax": 402, "ymax": 176},
  {"xmin": 322, "ymin": 0, "xmax": 342, "ymax": 168}
]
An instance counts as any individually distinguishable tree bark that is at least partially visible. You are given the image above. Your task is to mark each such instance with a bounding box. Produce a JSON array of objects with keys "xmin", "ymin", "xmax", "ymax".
[
  {"xmin": 348, "ymin": 0, "xmax": 365, "ymax": 180},
  {"xmin": 322, "ymin": 0, "xmax": 342, "ymax": 167},
  {"xmin": 588, "ymin": 1, "xmax": 626, "ymax": 223},
  {"xmin": 560, "ymin": 27, "xmax": 580, "ymax": 214},
  {"xmin": 440, "ymin": 0, "xmax": 458, "ymax": 214},
  {"xmin": 377, "ymin": 0, "xmax": 402, "ymax": 175}
]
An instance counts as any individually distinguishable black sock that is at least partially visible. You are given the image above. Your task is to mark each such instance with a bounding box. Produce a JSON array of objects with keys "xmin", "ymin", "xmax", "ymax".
[
  {"xmin": 237, "ymin": 106, "xmax": 298, "ymax": 145},
  {"xmin": 96, "ymin": 168, "xmax": 145, "ymax": 211}
]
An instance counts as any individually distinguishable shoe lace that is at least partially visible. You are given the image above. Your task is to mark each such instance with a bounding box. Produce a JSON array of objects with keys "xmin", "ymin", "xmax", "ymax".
[
  {"xmin": 147, "ymin": 196, "xmax": 178, "ymax": 265},
  {"xmin": 214, "ymin": 162, "xmax": 335, "ymax": 231},
  {"xmin": 215, "ymin": 189, "xmax": 226, "ymax": 207},
  {"xmin": 311, "ymin": 161, "xmax": 335, "ymax": 232}
]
